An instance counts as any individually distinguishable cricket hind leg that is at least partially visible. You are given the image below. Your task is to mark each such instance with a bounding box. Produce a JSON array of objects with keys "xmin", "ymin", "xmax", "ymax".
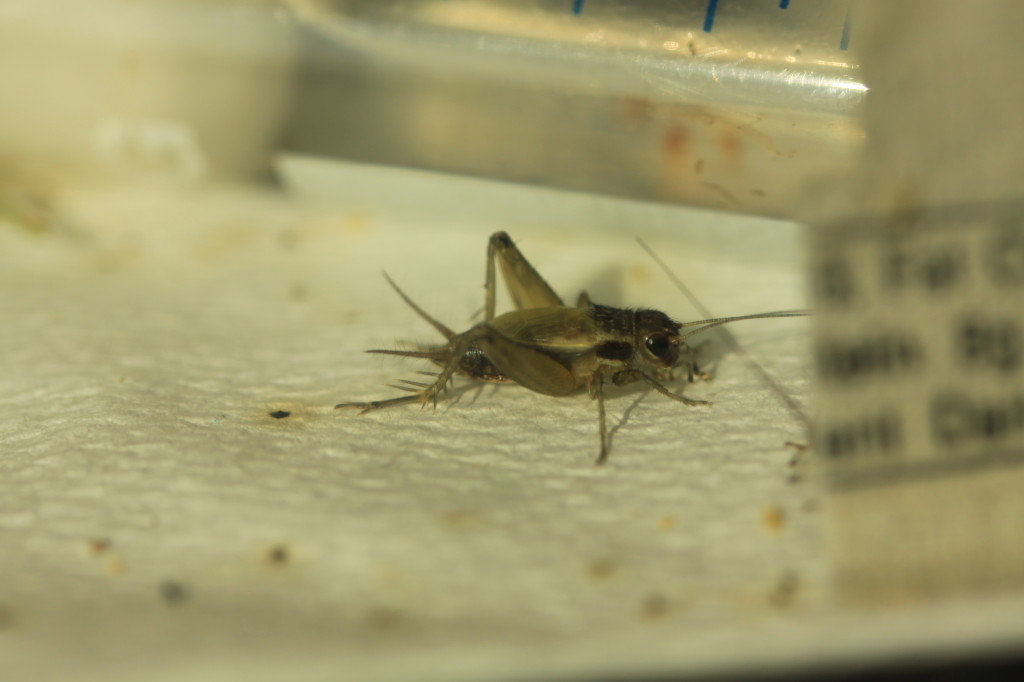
[
  {"xmin": 588, "ymin": 373, "xmax": 610, "ymax": 466},
  {"xmin": 336, "ymin": 364, "xmax": 455, "ymax": 414},
  {"xmin": 485, "ymin": 232, "xmax": 564, "ymax": 321},
  {"xmin": 336, "ymin": 330, "xmax": 486, "ymax": 414},
  {"xmin": 335, "ymin": 275, "xmax": 463, "ymax": 414},
  {"xmin": 336, "ymin": 350, "xmax": 454, "ymax": 414}
]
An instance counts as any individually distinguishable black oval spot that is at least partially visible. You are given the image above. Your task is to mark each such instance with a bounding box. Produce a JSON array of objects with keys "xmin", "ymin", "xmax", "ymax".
[
  {"xmin": 160, "ymin": 580, "xmax": 189, "ymax": 605},
  {"xmin": 596, "ymin": 341, "xmax": 633, "ymax": 361},
  {"xmin": 269, "ymin": 410, "xmax": 291, "ymax": 419}
]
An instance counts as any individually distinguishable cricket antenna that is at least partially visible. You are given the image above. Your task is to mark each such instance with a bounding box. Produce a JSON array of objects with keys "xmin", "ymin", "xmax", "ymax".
[
  {"xmin": 636, "ymin": 237, "xmax": 811, "ymax": 428},
  {"xmin": 677, "ymin": 310, "xmax": 809, "ymax": 341}
]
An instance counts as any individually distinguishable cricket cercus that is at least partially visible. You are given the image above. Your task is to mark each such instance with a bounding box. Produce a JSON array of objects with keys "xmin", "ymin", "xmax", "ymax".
[{"xmin": 337, "ymin": 232, "xmax": 807, "ymax": 464}]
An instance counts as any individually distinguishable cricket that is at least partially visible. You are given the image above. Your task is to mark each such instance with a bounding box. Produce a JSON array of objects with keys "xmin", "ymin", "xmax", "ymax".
[{"xmin": 336, "ymin": 232, "xmax": 807, "ymax": 464}]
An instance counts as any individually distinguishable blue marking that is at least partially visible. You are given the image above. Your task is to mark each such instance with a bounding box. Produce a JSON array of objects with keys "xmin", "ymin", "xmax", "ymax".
[
  {"xmin": 572, "ymin": 0, "xmax": 585, "ymax": 15},
  {"xmin": 703, "ymin": 0, "xmax": 718, "ymax": 32},
  {"xmin": 779, "ymin": 0, "xmax": 790, "ymax": 8},
  {"xmin": 839, "ymin": 7, "xmax": 851, "ymax": 50}
]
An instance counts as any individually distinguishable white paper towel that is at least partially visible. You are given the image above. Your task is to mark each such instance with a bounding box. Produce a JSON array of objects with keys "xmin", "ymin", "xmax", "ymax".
[{"xmin": 1, "ymin": 170, "xmax": 1019, "ymax": 682}]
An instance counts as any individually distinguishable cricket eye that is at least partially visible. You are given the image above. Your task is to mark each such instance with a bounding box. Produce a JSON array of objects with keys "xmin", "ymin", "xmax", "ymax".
[{"xmin": 645, "ymin": 334, "xmax": 672, "ymax": 358}]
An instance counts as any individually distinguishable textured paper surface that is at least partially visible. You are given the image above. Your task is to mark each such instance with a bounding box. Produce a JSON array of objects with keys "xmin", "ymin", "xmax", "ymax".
[{"xmin": 1, "ymin": 169, "xmax": 1021, "ymax": 682}]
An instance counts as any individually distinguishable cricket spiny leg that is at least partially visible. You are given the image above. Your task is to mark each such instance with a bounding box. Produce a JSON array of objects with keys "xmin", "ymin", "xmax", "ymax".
[
  {"xmin": 687, "ymin": 340, "xmax": 714, "ymax": 382},
  {"xmin": 336, "ymin": 331, "xmax": 480, "ymax": 414},
  {"xmin": 640, "ymin": 372, "xmax": 710, "ymax": 407},
  {"xmin": 335, "ymin": 376, "xmax": 454, "ymax": 414},
  {"xmin": 485, "ymin": 235, "xmax": 499, "ymax": 322}
]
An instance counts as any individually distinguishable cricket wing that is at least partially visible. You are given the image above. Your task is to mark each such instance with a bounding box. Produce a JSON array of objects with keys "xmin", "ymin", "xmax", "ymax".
[{"xmin": 488, "ymin": 307, "xmax": 598, "ymax": 352}]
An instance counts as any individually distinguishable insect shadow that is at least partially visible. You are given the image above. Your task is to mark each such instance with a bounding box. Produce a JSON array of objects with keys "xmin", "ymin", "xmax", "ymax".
[{"xmin": 337, "ymin": 232, "xmax": 808, "ymax": 464}]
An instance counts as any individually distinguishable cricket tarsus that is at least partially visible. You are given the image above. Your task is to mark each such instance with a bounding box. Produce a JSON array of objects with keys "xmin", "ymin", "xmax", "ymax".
[{"xmin": 337, "ymin": 232, "xmax": 806, "ymax": 465}]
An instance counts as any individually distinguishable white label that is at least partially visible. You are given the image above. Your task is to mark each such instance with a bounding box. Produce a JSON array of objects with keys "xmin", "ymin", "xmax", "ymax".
[{"xmin": 812, "ymin": 204, "xmax": 1024, "ymax": 490}]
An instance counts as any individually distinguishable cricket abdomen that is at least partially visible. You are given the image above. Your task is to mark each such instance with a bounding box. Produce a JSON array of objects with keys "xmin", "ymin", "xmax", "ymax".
[{"xmin": 457, "ymin": 345, "xmax": 510, "ymax": 383}]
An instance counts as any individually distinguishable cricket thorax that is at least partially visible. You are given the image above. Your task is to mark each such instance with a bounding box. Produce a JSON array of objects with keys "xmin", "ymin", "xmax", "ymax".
[{"xmin": 586, "ymin": 304, "xmax": 685, "ymax": 371}]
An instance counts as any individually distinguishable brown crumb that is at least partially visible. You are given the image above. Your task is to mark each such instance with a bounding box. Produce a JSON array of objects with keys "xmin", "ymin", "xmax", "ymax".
[
  {"xmin": 761, "ymin": 506, "xmax": 786, "ymax": 535},
  {"xmin": 641, "ymin": 593, "xmax": 670, "ymax": 620},
  {"xmin": 86, "ymin": 538, "xmax": 111, "ymax": 557},
  {"xmin": 586, "ymin": 559, "xmax": 618, "ymax": 581},
  {"xmin": 160, "ymin": 581, "xmax": 189, "ymax": 605},
  {"xmin": 365, "ymin": 607, "xmax": 403, "ymax": 630},
  {"xmin": 769, "ymin": 571, "xmax": 800, "ymax": 608},
  {"xmin": 265, "ymin": 544, "xmax": 289, "ymax": 565},
  {"xmin": 105, "ymin": 556, "xmax": 125, "ymax": 576},
  {"xmin": 440, "ymin": 510, "xmax": 480, "ymax": 529}
]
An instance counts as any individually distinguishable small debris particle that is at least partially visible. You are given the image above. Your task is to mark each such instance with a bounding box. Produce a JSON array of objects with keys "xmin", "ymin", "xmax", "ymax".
[
  {"xmin": 105, "ymin": 556, "xmax": 125, "ymax": 576},
  {"xmin": 769, "ymin": 571, "xmax": 800, "ymax": 608},
  {"xmin": 269, "ymin": 410, "xmax": 291, "ymax": 419},
  {"xmin": 86, "ymin": 538, "xmax": 111, "ymax": 556},
  {"xmin": 785, "ymin": 442, "xmax": 810, "ymax": 485},
  {"xmin": 662, "ymin": 124, "xmax": 689, "ymax": 159},
  {"xmin": 586, "ymin": 559, "xmax": 618, "ymax": 581},
  {"xmin": 160, "ymin": 581, "xmax": 189, "ymax": 605},
  {"xmin": 785, "ymin": 441, "xmax": 809, "ymax": 462},
  {"xmin": 761, "ymin": 506, "xmax": 786, "ymax": 535},
  {"xmin": 365, "ymin": 607, "xmax": 402, "ymax": 630},
  {"xmin": 641, "ymin": 593, "xmax": 670, "ymax": 620},
  {"xmin": 376, "ymin": 562, "xmax": 403, "ymax": 587},
  {"xmin": 265, "ymin": 544, "xmax": 289, "ymax": 565},
  {"xmin": 342, "ymin": 211, "xmax": 371, "ymax": 236},
  {"xmin": 440, "ymin": 510, "xmax": 480, "ymax": 529}
]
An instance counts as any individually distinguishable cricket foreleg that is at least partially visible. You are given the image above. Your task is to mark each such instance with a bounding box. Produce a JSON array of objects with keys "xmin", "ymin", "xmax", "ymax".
[
  {"xmin": 588, "ymin": 373, "xmax": 610, "ymax": 466},
  {"xmin": 611, "ymin": 369, "xmax": 710, "ymax": 407},
  {"xmin": 640, "ymin": 372, "xmax": 710, "ymax": 407}
]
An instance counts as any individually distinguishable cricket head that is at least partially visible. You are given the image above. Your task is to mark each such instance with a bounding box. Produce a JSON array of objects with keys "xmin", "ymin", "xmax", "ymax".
[{"xmin": 634, "ymin": 309, "xmax": 687, "ymax": 372}]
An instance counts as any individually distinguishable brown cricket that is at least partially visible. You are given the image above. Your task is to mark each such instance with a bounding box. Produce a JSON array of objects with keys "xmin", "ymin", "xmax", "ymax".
[{"xmin": 337, "ymin": 232, "xmax": 807, "ymax": 464}]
